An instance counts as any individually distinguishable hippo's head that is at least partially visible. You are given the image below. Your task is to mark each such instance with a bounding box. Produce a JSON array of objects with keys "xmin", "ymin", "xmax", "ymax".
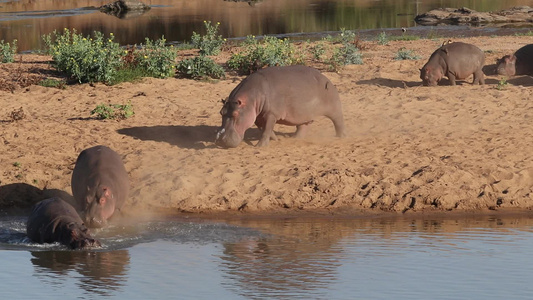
[
  {"xmin": 63, "ymin": 222, "xmax": 101, "ymax": 249},
  {"xmin": 496, "ymin": 55, "xmax": 516, "ymax": 76},
  {"xmin": 215, "ymin": 97, "xmax": 256, "ymax": 148},
  {"xmin": 83, "ymin": 185, "xmax": 116, "ymax": 228},
  {"xmin": 420, "ymin": 66, "xmax": 442, "ymax": 86}
]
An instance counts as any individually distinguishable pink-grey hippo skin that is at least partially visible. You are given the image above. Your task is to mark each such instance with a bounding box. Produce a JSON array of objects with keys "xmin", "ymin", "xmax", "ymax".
[
  {"xmin": 26, "ymin": 197, "xmax": 101, "ymax": 249},
  {"xmin": 71, "ymin": 145, "xmax": 129, "ymax": 228},
  {"xmin": 420, "ymin": 42, "xmax": 485, "ymax": 86},
  {"xmin": 496, "ymin": 44, "xmax": 533, "ymax": 76},
  {"xmin": 215, "ymin": 65, "xmax": 346, "ymax": 148}
]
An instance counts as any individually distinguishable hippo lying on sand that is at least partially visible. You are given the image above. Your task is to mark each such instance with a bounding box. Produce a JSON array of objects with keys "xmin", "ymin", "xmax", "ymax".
[
  {"xmin": 71, "ymin": 145, "xmax": 129, "ymax": 228},
  {"xmin": 215, "ymin": 65, "xmax": 345, "ymax": 147},
  {"xmin": 496, "ymin": 44, "xmax": 533, "ymax": 76},
  {"xmin": 27, "ymin": 197, "xmax": 101, "ymax": 249},
  {"xmin": 420, "ymin": 41, "xmax": 485, "ymax": 86}
]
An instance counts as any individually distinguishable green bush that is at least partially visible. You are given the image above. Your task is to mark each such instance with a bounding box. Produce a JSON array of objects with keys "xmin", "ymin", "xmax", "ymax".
[
  {"xmin": 330, "ymin": 43, "xmax": 363, "ymax": 70},
  {"xmin": 176, "ymin": 55, "xmax": 225, "ymax": 79},
  {"xmin": 377, "ymin": 32, "xmax": 389, "ymax": 45},
  {"xmin": 134, "ymin": 37, "xmax": 177, "ymax": 78},
  {"xmin": 91, "ymin": 102, "xmax": 134, "ymax": 120},
  {"xmin": 227, "ymin": 35, "xmax": 298, "ymax": 74},
  {"xmin": 394, "ymin": 48, "xmax": 421, "ymax": 60},
  {"xmin": 310, "ymin": 42, "xmax": 326, "ymax": 61},
  {"xmin": 43, "ymin": 29, "xmax": 123, "ymax": 83},
  {"xmin": 191, "ymin": 21, "xmax": 225, "ymax": 56},
  {"xmin": 0, "ymin": 39, "xmax": 17, "ymax": 63}
]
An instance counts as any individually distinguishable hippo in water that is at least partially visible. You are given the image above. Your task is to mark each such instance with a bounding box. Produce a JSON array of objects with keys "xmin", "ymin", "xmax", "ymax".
[
  {"xmin": 26, "ymin": 197, "xmax": 101, "ymax": 249},
  {"xmin": 215, "ymin": 65, "xmax": 345, "ymax": 147},
  {"xmin": 71, "ymin": 145, "xmax": 129, "ymax": 228},
  {"xmin": 420, "ymin": 41, "xmax": 485, "ymax": 86},
  {"xmin": 496, "ymin": 44, "xmax": 533, "ymax": 76}
]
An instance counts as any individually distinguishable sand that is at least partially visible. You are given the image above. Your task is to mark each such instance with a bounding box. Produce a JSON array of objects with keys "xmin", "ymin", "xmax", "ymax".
[{"xmin": 1, "ymin": 35, "xmax": 533, "ymax": 217}]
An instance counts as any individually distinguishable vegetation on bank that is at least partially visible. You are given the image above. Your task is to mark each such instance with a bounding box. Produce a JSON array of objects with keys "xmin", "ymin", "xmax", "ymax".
[{"xmin": 1, "ymin": 22, "xmax": 428, "ymax": 88}]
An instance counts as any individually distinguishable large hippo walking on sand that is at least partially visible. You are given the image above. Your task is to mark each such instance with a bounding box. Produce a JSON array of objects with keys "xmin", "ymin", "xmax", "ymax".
[
  {"xmin": 496, "ymin": 44, "xmax": 533, "ymax": 76},
  {"xmin": 27, "ymin": 197, "xmax": 101, "ymax": 249},
  {"xmin": 215, "ymin": 65, "xmax": 345, "ymax": 148},
  {"xmin": 71, "ymin": 145, "xmax": 129, "ymax": 228},
  {"xmin": 420, "ymin": 41, "xmax": 485, "ymax": 86}
]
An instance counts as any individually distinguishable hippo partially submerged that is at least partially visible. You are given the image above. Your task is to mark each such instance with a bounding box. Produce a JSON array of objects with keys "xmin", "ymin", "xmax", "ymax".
[
  {"xmin": 71, "ymin": 145, "xmax": 129, "ymax": 228},
  {"xmin": 420, "ymin": 41, "xmax": 485, "ymax": 86},
  {"xmin": 26, "ymin": 197, "xmax": 101, "ymax": 249},
  {"xmin": 215, "ymin": 65, "xmax": 345, "ymax": 147},
  {"xmin": 496, "ymin": 44, "xmax": 533, "ymax": 76}
]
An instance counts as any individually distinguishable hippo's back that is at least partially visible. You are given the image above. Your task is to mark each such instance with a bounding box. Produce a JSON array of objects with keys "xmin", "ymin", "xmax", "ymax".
[
  {"xmin": 26, "ymin": 197, "xmax": 81, "ymax": 243},
  {"xmin": 71, "ymin": 145, "xmax": 129, "ymax": 208},
  {"xmin": 514, "ymin": 44, "xmax": 533, "ymax": 74}
]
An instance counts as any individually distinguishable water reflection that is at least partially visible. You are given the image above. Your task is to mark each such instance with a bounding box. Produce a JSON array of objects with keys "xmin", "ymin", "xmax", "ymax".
[
  {"xmin": 30, "ymin": 250, "xmax": 130, "ymax": 296},
  {"xmin": 1, "ymin": 0, "xmax": 532, "ymax": 51}
]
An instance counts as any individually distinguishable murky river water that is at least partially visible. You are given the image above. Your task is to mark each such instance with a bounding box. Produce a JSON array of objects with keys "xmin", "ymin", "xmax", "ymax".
[
  {"xmin": 1, "ymin": 214, "xmax": 533, "ymax": 299},
  {"xmin": 1, "ymin": 0, "xmax": 533, "ymax": 51}
]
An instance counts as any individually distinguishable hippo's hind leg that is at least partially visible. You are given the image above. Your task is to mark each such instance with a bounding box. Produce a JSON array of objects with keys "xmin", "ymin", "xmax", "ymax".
[{"xmin": 473, "ymin": 70, "xmax": 485, "ymax": 85}]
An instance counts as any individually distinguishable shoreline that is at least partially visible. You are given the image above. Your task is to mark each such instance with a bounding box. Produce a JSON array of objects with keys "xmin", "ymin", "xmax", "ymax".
[{"xmin": 1, "ymin": 34, "xmax": 533, "ymax": 218}]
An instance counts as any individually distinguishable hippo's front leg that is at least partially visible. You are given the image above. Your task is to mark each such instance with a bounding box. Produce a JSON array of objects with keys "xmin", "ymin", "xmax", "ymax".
[
  {"xmin": 256, "ymin": 114, "xmax": 277, "ymax": 147},
  {"xmin": 447, "ymin": 72, "xmax": 457, "ymax": 85}
]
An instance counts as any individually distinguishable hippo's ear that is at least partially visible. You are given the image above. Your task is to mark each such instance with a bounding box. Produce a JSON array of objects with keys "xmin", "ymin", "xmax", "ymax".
[{"xmin": 221, "ymin": 98, "xmax": 227, "ymax": 104}]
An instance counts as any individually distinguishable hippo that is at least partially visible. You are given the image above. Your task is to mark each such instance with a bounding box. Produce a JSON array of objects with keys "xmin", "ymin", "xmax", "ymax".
[
  {"xmin": 496, "ymin": 44, "xmax": 533, "ymax": 76},
  {"xmin": 215, "ymin": 65, "xmax": 345, "ymax": 147},
  {"xmin": 26, "ymin": 197, "xmax": 101, "ymax": 249},
  {"xmin": 420, "ymin": 41, "xmax": 485, "ymax": 86},
  {"xmin": 71, "ymin": 145, "xmax": 129, "ymax": 228}
]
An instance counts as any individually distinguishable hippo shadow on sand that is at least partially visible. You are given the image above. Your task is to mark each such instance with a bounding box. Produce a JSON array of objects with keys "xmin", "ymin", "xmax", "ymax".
[
  {"xmin": 0, "ymin": 182, "xmax": 75, "ymax": 211},
  {"xmin": 117, "ymin": 125, "xmax": 285, "ymax": 149},
  {"xmin": 356, "ymin": 78, "xmax": 422, "ymax": 88}
]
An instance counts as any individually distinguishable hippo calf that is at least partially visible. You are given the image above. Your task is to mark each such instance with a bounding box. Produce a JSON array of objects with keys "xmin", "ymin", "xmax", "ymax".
[
  {"xmin": 71, "ymin": 145, "xmax": 129, "ymax": 228},
  {"xmin": 496, "ymin": 44, "xmax": 533, "ymax": 76},
  {"xmin": 27, "ymin": 197, "xmax": 101, "ymax": 249},
  {"xmin": 215, "ymin": 65, "xmax": 345, "ymax": 147},
  {"xmin": 420, "ymin": 41, "xmax": 485, "ymax": 86}
]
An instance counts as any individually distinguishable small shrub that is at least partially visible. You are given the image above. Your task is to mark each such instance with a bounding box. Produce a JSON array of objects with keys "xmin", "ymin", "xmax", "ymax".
[
  {"xmin": 390, "ymin": 35, "xmax": 420, "ymax": 41},
  {"xmin": 191, "ymin": 21, "xmax": 225, "ymax": 56},
  {"xmin": 377, "ymin": 32, "xmax": 389, "ymax": 45},
  {"xmin": 91, "ymin": 102, "xmax": 134, "ymax": 120},
  {"xmin": 330, "ymin": 43, "xmax": 363, "ymax": 70},
  {"xmin": 336, "ymin": 28, "xmax": 357, "ymax": 44},
  {"xmin": 515, "ymin": 31, "xmax": 533, "ymax": 36},
  {"xmin": 43, "ymin": 29, "xmax": 123, "ymax": 83},
  {"xmin": 0, "ymin": 39, "xmax": 17, "ymax": 63},
  {"xmin": 176, "ymin": 55, "xmax": 225, "ymax": 79},
  {"xmin": 310, "ymin": 42, "xmax": 326, "ymax": 61},
  {"xmin": 496, "ymin": 77, "xmax": 508, "ymax": 90},
  {"xmin": 227, "ymin": 35, "xmax": 298, "ymax": 74},
  {"xmin": 134, "ymin": 37, "xmax": 177, "ymax": 78},
  {"xmin": 394, "ymin": 48, "xmax": 421, "ymax": 60},
  {"xmin": 39, "ymin": 78, "xmax": 66, "ymax": 89}
]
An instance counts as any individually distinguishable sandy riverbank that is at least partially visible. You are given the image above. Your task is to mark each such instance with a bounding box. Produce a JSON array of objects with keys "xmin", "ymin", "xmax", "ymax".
[{"xmin": 1, "ymin": 35, "xmax": 533, "ymax": 217}]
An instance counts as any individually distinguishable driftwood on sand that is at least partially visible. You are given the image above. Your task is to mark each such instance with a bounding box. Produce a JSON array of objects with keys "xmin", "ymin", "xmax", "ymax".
[{"xmin": 415, "ymin": 6, "xmax": 533, "ymax": 26}]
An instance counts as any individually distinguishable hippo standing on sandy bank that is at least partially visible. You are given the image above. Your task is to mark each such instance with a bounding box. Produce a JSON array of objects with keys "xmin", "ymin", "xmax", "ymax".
[
  {"xmin": 496, "ymin": 44, "xmax": 533, "ymax": 76},
  {"xmin": 27, "ymin": 197, "xmax": 101, "ymax": 249},
  {"xmin": 71, "ymin": 145, "xmax": 129, "ymax": 228},
  {"xmin": 215, "ymin": 65, "xmax": 345, "ymax": 148},
  {"xmin": 420, "ymin": 41, "xmax": 485, "ymax": 86}
]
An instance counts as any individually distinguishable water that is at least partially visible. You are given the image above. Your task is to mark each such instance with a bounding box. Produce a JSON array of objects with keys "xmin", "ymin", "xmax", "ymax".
[
  {"xmin": 2, "ymin": 214, "xmax": 533, "ymax": 299},
  {"xmin": 1, "ymin": 0, "xmax": 533, "ymax": 51}
]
